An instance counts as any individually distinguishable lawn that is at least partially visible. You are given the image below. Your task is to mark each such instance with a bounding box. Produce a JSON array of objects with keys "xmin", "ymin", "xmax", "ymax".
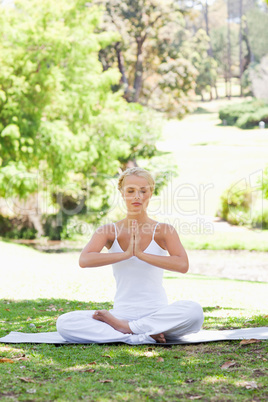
[
  {"xmin": 1, "ymin": 98, "xmax": 268, "ymax": 400},
  {"xmin": 0, "ymin": 298, "xmax": 267, "ymax": 402},
  {"xmin": 0, "ymin": 242, "xmax": 268, "ymax": 401}
]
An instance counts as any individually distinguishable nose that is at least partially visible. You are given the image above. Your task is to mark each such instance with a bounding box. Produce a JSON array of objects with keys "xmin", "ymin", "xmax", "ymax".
[{"xmin": 134, "ymin": 190, "xmax": 140, "ymax": 199}]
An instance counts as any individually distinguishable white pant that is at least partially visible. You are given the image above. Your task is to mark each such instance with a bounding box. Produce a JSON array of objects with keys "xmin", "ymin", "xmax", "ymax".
[{"xmin": 56, "ymin": 300, "xmax": 204, "ymax": 344}]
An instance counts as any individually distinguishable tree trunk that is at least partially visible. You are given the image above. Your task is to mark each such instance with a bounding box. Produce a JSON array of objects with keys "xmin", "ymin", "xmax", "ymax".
[
  {"xmin": 225, "ymin": 75, "xmax": 228, "ymax": 98},
  {"xmin": 243, "ymin": 18, "xmax": 252, "ymax": 70},
  {"xmin": 227, "ymin": 0, "xmax": 232, "ymax": 100},
  {"xmin": 239, "ymin": 0, "xmax": 243, "ymax": 97},
  {"xmin": 133, "ymin": 38, "xmax": 144, "ymax": 102},
  {"xmin": 115, "ymin": 42, "xmax": 130, "ymax": 100},
  {"xmin": 204, "ymin": 0, "xmax": 213, "ymax": 57},
  {"xmin": 214, "ymin": 84, "xmax": 219, "ymax": 99}
]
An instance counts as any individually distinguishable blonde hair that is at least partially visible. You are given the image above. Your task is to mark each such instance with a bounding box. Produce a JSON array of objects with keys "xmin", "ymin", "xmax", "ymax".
[{"xmin": 118, "ymin": 167, "xmax": 155, "ymax": 193}]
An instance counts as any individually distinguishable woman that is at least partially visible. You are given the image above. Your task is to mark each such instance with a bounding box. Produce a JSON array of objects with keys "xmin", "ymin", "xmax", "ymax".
[{"xmin": 56, "ymin": 167, "xmax": 204, "ymax": 344}]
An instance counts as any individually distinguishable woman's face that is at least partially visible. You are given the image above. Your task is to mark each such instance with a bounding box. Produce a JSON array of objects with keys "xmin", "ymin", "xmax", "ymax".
[{"xmin": 122, "ymin": 175, "xmax": 152, "ymax": 214}]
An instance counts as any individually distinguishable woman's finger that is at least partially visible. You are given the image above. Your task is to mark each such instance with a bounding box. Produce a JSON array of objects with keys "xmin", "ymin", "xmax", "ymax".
[{"xmin": 132, "ymin": 220, "xmax": 137, "ymax": 235}]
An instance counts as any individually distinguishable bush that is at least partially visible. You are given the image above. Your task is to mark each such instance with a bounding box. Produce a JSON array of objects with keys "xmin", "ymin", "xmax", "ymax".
[
  {"xmin": 41, "ymin": 213, "xmax": 70, "ymax": 241},
  {"xmin": 217, "ymin": 182, "xmax": 254, "ymax": 226},
  {"xmin": 217, "ymin": 180, "xmax": 268, "ymax": 229},
  {"xmin": 0, "ymin": 215, "xmax": 37, "ymax": 239},
  {"xmin": 251, "ymin": 207, "xmax": 268, "ymax": 230},
  {"xmin": 219, "ymin": 99, "xmax": 268, "ymax": 129}
]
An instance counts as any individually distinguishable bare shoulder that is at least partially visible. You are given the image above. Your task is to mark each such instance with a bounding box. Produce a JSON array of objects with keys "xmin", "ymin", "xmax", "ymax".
[
  {"xmin": 95, "ymin": 223, "xmax": 115, "ymax": 237},
  {"xmin": 157, "ymin": 223, "xmax": 187, "ymax": 257},
  {"xmin": 158, "ymin": 223, "xmax": 178, "ymax": 238},
  {"xmin": 80, "ymin": 223, "xmax": 115, "ymax": 254}
]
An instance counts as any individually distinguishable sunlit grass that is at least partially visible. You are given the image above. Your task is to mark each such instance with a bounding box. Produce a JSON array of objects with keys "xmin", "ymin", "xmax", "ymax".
[{"xmin": 0, "ymin": 297, "xmax": 267, "ymax": 401}]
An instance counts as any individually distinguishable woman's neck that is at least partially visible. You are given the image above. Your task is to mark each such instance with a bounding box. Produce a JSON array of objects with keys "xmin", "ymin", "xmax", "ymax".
[{"xmin": 125, "ymin": 211, "xmax": 151, "ymax": 225}]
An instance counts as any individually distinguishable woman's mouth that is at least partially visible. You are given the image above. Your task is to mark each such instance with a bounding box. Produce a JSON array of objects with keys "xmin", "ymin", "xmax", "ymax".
[{"xmin": 132, "ymin": 202, "xmax": 142, "ymax": 206}]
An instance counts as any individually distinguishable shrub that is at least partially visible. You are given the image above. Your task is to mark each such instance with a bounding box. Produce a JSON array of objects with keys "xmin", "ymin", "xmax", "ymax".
[
  {"xmin": 251, "ymin": 207, "xmax": 268, "ymax": 230},
  {"xmin": 219, "ymin": 99, "xmax": 268, "ymax": 129},
  {"xmin": 0, "ymin": 215, "xmax": 37, "ymax": 239},
  {"xmin": 217, "ymin": 179, "xmax": 268, "ymax": 229},
  {"xmin": 41, "ymin": 213, "xmax": 69, "ymax": 241},
  {"xmin": 217, "ymin": 182, "xmax": 254, "ymax": 226},
  {"xmin": 236, "ymin": 107, "xmax": 268, "ymax": 129}
]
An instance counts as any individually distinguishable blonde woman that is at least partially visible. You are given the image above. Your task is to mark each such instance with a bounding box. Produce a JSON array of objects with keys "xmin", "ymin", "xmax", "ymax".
[{"xmin": 56, "ymin": 167, "xmax": 204, "ymax": 344}]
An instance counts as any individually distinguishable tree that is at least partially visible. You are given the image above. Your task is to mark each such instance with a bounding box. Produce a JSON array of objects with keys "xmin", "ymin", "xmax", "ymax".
[
  {"xmin": 211, "ymin": 25, "xmax": 239, "ymax": 96},
  {"xmin": 96, "ymin": 0, "xmax": 199, "ymax": 117},
  {"xmin": 246, "ymin": 7, "xmax": 268, "ymax": 63},
  {"xmin": 190, "ymin": 29, "xmax": 218, "ymax": 100},
  {"xmin": 0, "ymin": 0, "xmax": 173, "ymax": 238}
]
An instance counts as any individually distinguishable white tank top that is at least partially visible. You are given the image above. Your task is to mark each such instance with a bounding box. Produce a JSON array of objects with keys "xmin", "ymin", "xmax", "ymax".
[{"xmin": 108, "ymin": 222, "xmax": 169, "ymax": 318}]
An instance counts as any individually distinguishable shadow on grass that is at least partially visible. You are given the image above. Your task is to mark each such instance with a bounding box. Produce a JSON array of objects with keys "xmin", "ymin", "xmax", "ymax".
[
  {"xmin": 0, "ymin": 237, "xmax": 83, "ymax": 253},
  {"xmin": 191, "ymin": 141, "xmax": 221, "ymax": 147},
  {"xmin": 215, "ymin": 122, "xmax": 259, "ymax": 129},
  {"xmin": 0, "ymin": 299, "xmax": 113, "ymax": 337},
  {"xmin": 1, "ymin": 298, "xmax": 267, "ymax": 338},
  {"xmin": 202, "ymin": 306, "xmax": 242, "ymax": 312},
  {"xmin": 192, "ymin": 106, "xmax": 212, "ymax": 114},
  {"xmin": 0, "ymin": 335, "xmax": 267, "ymax": 402},
  {"xmin": 1, "ymin": 299, "xmax": 267, "ymax": 400}
]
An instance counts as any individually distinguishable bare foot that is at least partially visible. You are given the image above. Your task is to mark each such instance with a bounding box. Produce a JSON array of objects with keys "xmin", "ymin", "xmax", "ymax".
[
  {"xmin": 93, "ymin": 310, "xmax": 133, "ymax": 334},
  {"xmin": 150, "ymin": 333, "xmax": 166, "ymax": 343}
]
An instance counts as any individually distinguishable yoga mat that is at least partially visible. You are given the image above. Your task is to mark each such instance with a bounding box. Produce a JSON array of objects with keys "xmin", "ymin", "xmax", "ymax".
[{"xmin": 1, "ymin": 327, "xmax": 268, "ymax": 345}]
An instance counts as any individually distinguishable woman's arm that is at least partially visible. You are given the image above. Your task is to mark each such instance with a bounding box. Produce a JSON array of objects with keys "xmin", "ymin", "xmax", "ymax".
[
  {"xmin": 135, "ymin": 223, "xmax": 189, "ymax": 273},
  {"xmin": 79, "ymin": 224, "xmax": 133, "ymax": 268}
]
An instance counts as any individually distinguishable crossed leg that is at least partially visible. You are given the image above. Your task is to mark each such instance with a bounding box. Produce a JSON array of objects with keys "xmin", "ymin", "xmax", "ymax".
[
  {"xmin": 57, "ymin": 300, "xmax": 204, "ymax": 344},
  {"xmin": 93, "ymin": 310, "xmax": 166, "ymax": 343},
  {"xmin": 128, "ymin": 300, "xmax": 204, "ymax": 341}
]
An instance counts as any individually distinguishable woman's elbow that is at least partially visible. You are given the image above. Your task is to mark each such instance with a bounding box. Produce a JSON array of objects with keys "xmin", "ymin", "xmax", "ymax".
[
  {"xmin": 179, "ymin": 258, "xmax": 189, "ymax": 274},
  {"xmin": 182, "ymin": 263, "xmax": 189, "ymax": 274},
  {"xmin": 79, "ymin": 255, "xmax": 87, "ymax": 268}
]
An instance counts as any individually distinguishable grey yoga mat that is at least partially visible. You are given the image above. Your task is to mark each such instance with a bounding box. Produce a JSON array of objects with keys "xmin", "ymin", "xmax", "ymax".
[{"xmin": 0, "ymin": 327, "xmax": 268, "ymax": 345}]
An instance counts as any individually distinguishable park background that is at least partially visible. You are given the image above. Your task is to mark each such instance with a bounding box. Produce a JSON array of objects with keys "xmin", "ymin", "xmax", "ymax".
[{"xmin": 0, "ymin": 0, "xmax": 268, "ymax": 401}]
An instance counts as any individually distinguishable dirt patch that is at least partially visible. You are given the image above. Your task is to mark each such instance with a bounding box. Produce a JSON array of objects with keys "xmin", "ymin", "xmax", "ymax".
[{"xmin": 188, "ymin": 249, "xmax": 268, "ymax": 282}]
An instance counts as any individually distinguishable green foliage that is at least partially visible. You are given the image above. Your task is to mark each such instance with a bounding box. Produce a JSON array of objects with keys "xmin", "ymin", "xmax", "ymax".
[
  {"xmin": 217, "ymin": 181, "xmax": 254, "ymax": 226},
  {"xmin": 260, "ymin": 166, "xmax": 268, "ymax": 200},
  {"xmin": 219, "ymin": 99, "xmax": 268, "ymax": 129},
  {"xmin": 255, "ymin": 166, "xmax": 268, "ymax": 229},
  {"xmin": 0, "ymin": 0, "xmax": 176, "ymax": 239},
  {"xmin": 217, "ymin": 177, "xmax": 268, "ymax": 230},
  {"xmin": 41, "ymin": 213, "xmax": 70, "ymax": 241},
  {"xmin": 251, "ymin": 207, "xmax": 268, "ymax": 230},
  {"xmin": 236, "ymin": 107, "xmax": 268, "ymax": 129},
  {"xmin": 191, "ymin": 29, "xmax": 218, "ymax": 98},
  {"xmin": 210, "ymin": 24, "xmax": 239, "ymax": 79},
  {"xmin": 0, "ymin": 215, "xmax": 37, "ymax": 239},
  {"xmin": 246, "ymin": 8, "xmax": 268, "ymax": 63}
]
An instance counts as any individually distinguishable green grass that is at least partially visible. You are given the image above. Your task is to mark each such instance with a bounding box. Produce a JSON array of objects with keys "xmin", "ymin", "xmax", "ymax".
[
  {"xmin": 180, "ymin": 230, "xmax": 268, "ymax": 251},
  {"xmin": 0, "ymin": 297, "xmax": 267, "ymax": 401}
]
